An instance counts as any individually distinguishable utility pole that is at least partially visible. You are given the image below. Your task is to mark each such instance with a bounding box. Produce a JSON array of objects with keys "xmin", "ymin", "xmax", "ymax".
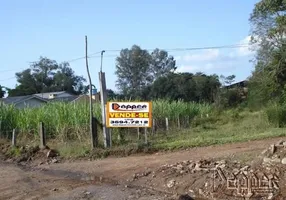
[
  {"xmin": 85, "ymin": 36, "xmax": 97, "ymax": 149},
  {"xmin": 99, "ymin": 50, "xmax": 111, "ymax": 148},
  {"xmin": 100, "ymin": 50, "xmax": 105, "ymax": 72}
]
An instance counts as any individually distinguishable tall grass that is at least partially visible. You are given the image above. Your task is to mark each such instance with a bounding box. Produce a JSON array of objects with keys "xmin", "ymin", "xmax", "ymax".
[
  {"xmin": 152, "ymin": 99, "xmax": 212, "ymax": 120},
  {"xmin": 0, "ymin": 100, "xmax": 212, "ymax": 143},
  {"xmin": 265, "ymin": 102, "xmax": 286, "ymax": 128}
]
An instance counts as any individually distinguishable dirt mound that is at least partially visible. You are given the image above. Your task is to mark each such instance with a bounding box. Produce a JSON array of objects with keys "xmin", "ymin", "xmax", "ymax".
[
  {"xmin": 0, "ymin": 143, "xmax": 60, "ymax": 165},
  {"xmin": 129, "ymin": 140, "xmax": 286, "ymax": 200},
  {"xmin": 260, "ymin": 140, "xmax": 286, "ymax": 166}
]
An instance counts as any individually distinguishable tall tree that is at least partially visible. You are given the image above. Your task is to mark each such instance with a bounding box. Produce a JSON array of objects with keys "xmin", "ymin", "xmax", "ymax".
[
  {"xmin": 149, "ymin": 48, "xmax": 177, "ymax": 81},
  {"xmin": 248, "ymin": 0, "xmax": 286, "ymax": 107},
  {"xmin": 8, "ymin": 57, "xmax": 86, "ymax": 97},
  {"xmin": 52, "ymin": 62, "xmax": 86, "ymax": 94},
  {"xmin": 115, "ymin": 45, "xmax": 177, "ymax": 99},
  {"xmin": 115, "ymin": 45, "xmax": 151, "ymax": 99}
]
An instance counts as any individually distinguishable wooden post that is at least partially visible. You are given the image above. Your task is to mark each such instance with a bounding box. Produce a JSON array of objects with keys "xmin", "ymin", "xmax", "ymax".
[
  {"xmin": 137, "ymin": 127, "xmax": 140, "ymax": 140},
  {"xmin": 39, "ymin": 122, "xmax": 46, "ymax": 149},
  {"xmin": 152, "ymin": 119, "xmax": 156, "ymax": 135},
  {"xmin": 85, "ymin": 35, "xmax": 97, "ymax": 149},
  {"xmin": 99, "ymin": 72, "xmax": 110, "ymax": 148},
  {"xmin": 165, "ymin": 117, "xmax": 169, "ymax": 132},
  {"xmin": 109, "ymin": 126, "xmax": 112, "ymax": 148},
  {"xmin": 92, "ymin": 117, "xmax": 98, "ymax": 147},
  {"xmin": 186, "ymin": 116, "xmax": 190, "ymax": 128},
  {"xmin": 177, "ymin": 116, "xmax": 181, "ymax": 129},
  {"xmin": 144, "ymin": 127, "xmax": 148, "ymax": 144},
  {"xmin": 0, "ymin": 120, "xmax": 2, "ymax": 138},
  {"xmin": 12, "ymin": 129, "xmax": 16, "ymax": 146}
]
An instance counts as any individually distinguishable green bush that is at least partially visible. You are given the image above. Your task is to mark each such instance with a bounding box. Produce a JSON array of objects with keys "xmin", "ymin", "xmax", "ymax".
[{"xmin": 265, "ymin": 103, "xmax": 286, "ymax": 127}]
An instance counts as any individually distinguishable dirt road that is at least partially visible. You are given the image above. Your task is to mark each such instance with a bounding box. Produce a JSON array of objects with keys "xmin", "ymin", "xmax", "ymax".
[{"xmin": 1, "ymin": 136, "xmax": 286, "ymax": 200}]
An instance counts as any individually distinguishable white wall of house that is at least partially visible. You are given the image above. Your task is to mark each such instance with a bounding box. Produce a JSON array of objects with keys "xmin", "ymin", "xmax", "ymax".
[{"xmin": 15, "ymin": 98, "xmax": 46, "ymax": 109}]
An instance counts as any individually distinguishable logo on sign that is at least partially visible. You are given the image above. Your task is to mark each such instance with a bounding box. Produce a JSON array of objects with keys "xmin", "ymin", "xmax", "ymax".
[{"xmin": 111, "ymin": 103, "xmax": 147, "ymax": 112}]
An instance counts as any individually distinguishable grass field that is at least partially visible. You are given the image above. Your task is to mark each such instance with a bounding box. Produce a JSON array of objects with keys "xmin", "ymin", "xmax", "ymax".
[
  {"xmin": 152, "ymin": 111, "xmax": 286, "ymax": 150},
  {"xmin": 1, "ymin": 100, "xmax": 286, "ymax": 158},
  {"xmin": 0, "ymin": 100, "xmax": 211, "ymax": 140},
  {"xmin": 49, "ymin": 109, "xmax": 286, "ymax": 158}
]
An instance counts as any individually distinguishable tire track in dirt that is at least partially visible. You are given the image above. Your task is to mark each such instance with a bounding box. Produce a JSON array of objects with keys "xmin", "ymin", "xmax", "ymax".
[
  {"xmin": 38, "ymin": 136, "xmax": 286, "ymax": 182},
  {"xmin": 0, "ymin": 159, "xmax": 168, "ymax": 200},
  {"xmin": 1, "ymin": 136, "xmax": 286, "ymax": 200}
]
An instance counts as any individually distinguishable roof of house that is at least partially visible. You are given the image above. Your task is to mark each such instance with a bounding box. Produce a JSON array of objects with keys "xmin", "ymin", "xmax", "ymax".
[
  {"xmin": 1, "ymin": 91, "xmax": 88, "ymax": 105},
  {"xmin": 0, "ymin": 95, "xmax": 48, "ymax": 105},
  {"xmin": 49, "ymin": 96, "xmax": 79, "ymax": 102},
  {"xmin": 71, "ymin": 94, "xmax": 100, "ymax": 102},
  {"xmin": 34, "ymin": 91, "xmax": 72, "ymax": 99},
  {"xmin": 225, "ymin": 80, "xmax": 248, "ymax": 88}
]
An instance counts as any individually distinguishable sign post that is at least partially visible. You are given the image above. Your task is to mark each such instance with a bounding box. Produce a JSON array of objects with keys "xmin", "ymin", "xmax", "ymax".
[{"xmin": 99, "ymin": 72, "xmax": 111, "ymax": 148}]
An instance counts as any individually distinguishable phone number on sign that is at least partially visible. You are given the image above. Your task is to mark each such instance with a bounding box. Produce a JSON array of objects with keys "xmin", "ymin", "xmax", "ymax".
[{"xmin": 110, "ymin": 119, "xmax": 149, "ymax": 126}]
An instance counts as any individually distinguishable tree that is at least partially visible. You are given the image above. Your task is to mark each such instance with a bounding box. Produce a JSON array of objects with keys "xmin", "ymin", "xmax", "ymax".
[
  {"xmin": 250, "ymin": 0, "xmax": 286, "ymax": 51},
  {"xmin": 115, "ymin": 45, "xmax": 177, "ymax": 99},
  {"xmin": 148, "ymin": 72, "xmax": 221, "ymax": 103},
  {"xmin": 115, "ymin": 45, "xmax": 151, "ymax": 99},
  {"xmin": 149, "ymin": 48, "xmax": 177, "ymax": 81},
  {"xmin": 248, "ymin": 0, "xmax": 286, "ymax": 107},
  {"xmin": 0, "ymin": 85, "xmax": 5, "ymax": 98},
  {"xmin": 220, "ymin": 75, "xmax": 236, "ymax": 86},
  {"xmin": 107, "ymin": 89, "xmax": 117, "ymax": 100},
  {"xmin": 8, "ymin": 57, "xmax": 87, "ymax": 97},
  {"xmin": 52, "ymin": 62, "xmax": 86, "ymax": 94}
]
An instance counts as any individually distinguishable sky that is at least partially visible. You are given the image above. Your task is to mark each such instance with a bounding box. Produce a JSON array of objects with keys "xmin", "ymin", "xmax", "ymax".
[{"xmin": 0, "ymin": 0, "xmax": 259, "ymax": 93}]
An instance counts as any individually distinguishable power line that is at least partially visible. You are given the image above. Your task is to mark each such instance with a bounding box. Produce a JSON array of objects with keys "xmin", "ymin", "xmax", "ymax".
[
  {"xmin": 81, "ymin": 44, "xmax": 250, "ymax": 60},
  {"xmin": 27, "ymin": 43, "xmax": 250, "ymax": 64},
  {"xmin": 0, "ymin": 68, "xmax": 24, "ymax": 73},
  {"xmin": 0, "ymin": 77, "xmax": 16, "ymax": 82},
  {"xmin": 3, "ymin": 43, "xmax": 251, "ymax": 75},
  {"xmin": 89, "ymin": 54, "xmax": 119, "ymax": 59},
  {"xmin": 66, "ymin": 51, "xmax": 102, "ymax": 63},
  {"xmin": 104, "ymin": 43, "xmax": 249, "ymax": 53}
]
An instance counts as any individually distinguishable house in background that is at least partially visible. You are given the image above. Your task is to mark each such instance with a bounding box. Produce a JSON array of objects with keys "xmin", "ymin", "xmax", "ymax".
[
  {"xmin": 0, "ymin": 95, "xmax": 48, "ymax": 109},
  {"xmin": 224, "ymin": 80, "xmax": 249, "ymax": 100},
  {"xmin": 72, "ymin": 92, "xmax": 101, "ymax": 103},
  {"xmin": 0, "ymin": 90, "xmax": 101, "ymax": 108},
  {"xmin": 34, "ymin": 91, "xmax": 77, "ymax": 102},
  {"xmin": 224, "ymin": 80, "xmax": 248, "ymax": 90}
]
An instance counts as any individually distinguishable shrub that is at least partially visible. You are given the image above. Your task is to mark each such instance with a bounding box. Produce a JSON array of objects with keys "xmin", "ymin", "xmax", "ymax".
[{"xmin": 265, "ymin": 102, "xmax": 286, "ymax": 127}]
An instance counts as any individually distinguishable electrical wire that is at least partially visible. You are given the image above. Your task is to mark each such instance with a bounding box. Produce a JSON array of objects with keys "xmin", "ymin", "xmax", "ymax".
[
  {"xmin": 0, "ymin": 43, "xmax": 251, "ymax": 75},
  {"xmin": 0, "ymin": 77, "xmax": 16, "ymax": 82},
  {"xmin": 66, "ymin": 51, "xmax": 102, "ymax": 63},
  {"xmin": 0, "ymin": 68, "xmax": 25, "ymax": 73},
  {"xmin": 75, "ymin": 43, "xmax": 250, "ymax": 60},
  {"xmin": 103, "ymin": 43, "xmax": 249, "ymax": 53}
]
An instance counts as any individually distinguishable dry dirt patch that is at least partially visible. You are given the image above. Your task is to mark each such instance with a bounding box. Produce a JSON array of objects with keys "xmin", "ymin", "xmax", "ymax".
[
  {"xmin": 2, "ymin": 137, "xmax": 286, "ymax": 199},
  {"xmin": 130, "ymin": 140, "xmax": 286, "ymax": 199}
]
